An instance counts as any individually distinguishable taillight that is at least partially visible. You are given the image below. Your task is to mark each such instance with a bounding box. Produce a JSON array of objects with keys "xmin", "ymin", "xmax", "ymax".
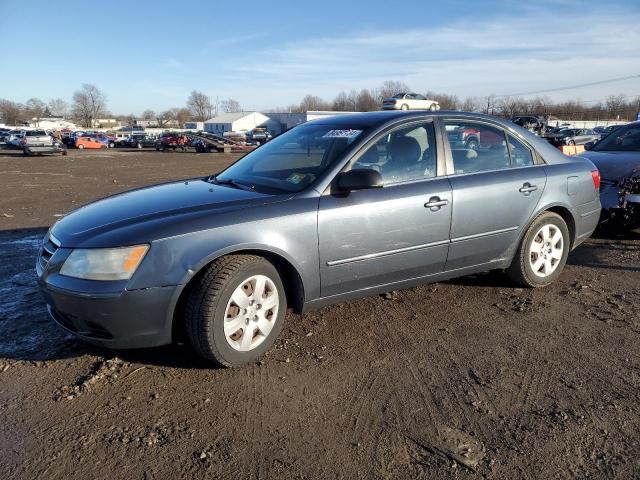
[{"xmin": 591, "ymin": 170, "xmax": 600, "ymax": 190}]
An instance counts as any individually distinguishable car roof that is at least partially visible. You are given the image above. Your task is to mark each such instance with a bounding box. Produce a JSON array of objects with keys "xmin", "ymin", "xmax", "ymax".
[{"xmin": 308, "ymin": 110, "xmax": 518, "ymax": 129}]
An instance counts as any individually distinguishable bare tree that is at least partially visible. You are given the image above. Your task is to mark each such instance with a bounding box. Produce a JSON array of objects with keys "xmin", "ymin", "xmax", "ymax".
[
  {"xmin": 71, "ymin": 84, "xmax": 107, "ymax": 128},
  {"xmin": 48, "ymin": 98, "xmax": 68, "ymax": 118},
  {"xmin": 375, "ymin": 80, "xmax": 411, "ymax": 104},
  {"xmin": 187, "ymin": 90, "xmax": 214, "ymax": 121},
  {"xmin": 425, "ymin": 91, "xmax": 459, "ymax": 110},
  {"xmin": 141, "ymin": 109, "xmax": 156, "ymax": 120},
  {"xmin": 460, "ymin": 97, "xmax": 482, "ymax": 112},
  {"xmin": 25, "ymin": 98, "xmax": 46, "ymax": 125},
  {"xmin": 169, "ymin": 107, "xmax": 192, "ymax": 126},
  {"xmin": 299, "ymin": 94, "xmax": 330, "ymax": 112},
  {"xmin": 156, "ymin": 110, "xmax": 178, "ymax": 127},
  {"xmin": 355, "ymin": 89, "xmax": 378, "ymax": 111},
  {"xmin": 0, "ymin": 99, "xmax": 24, "ymax": 125},
  {"xmin": 220, "ymin": 98, "xmax": 242, "ymax": 113}
]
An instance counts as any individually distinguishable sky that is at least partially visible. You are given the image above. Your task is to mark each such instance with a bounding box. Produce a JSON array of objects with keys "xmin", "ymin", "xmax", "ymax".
[{"xmin": 1, "ymin": 0, "xmax": 639, "ymax": 115}]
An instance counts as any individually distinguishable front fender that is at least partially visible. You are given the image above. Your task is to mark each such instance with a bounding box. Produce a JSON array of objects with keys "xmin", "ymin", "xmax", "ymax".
[{"xmin": 127, "ymin": 197, "xmax": 321, "ymax": 302}]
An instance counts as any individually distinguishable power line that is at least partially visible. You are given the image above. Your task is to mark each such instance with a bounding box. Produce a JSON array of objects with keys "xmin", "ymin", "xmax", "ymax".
[{"xmin": 491, "ymin": 74, "xmax": 640, "ymax": 99}]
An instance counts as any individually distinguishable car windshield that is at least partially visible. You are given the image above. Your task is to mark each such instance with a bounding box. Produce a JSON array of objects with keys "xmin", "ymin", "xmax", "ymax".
[
  {"xmin": 593, "ymin": 125, "xmax": 640, "ymax": 152},
  {"xmin": 214, "ymin": 123, "xmax": 366, "ymax": 194}
]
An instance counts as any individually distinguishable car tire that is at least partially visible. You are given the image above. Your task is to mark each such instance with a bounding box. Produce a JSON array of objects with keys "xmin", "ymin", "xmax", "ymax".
[
  {"xmin": 465, "ymin": 138, "xmax": 479, "ymax": 150},
  {"xmin": 137, "ymin": 143, "xmax": 142, "ymax": 149},
  {"xmin": 78, "ymin": 144, "xmax": 84, "ymax": 149},
  {"xmin": 400, "ymin": 104, "xmax": 409, "ymax": 110},
  {"xmin": 507, "ymin": 212, "xmax": 570, "ymax": 288},
  {"xmin": 62, "ymin": 150, "xmax": 68, "ymax": 156},
  {"xmin": 23, "ymin": 148, "xmax": 29, "ymax": 156},
  {"xmin": 429, "ymin": 103, "xmax": 438, "ymax": 111},
  {"xmin": 185, "ymin": 254, "xmax": 287, "ymax": 367},
  {"xmin": 568, "ymin": 140, "xmax": 576, "ymax": 146}
]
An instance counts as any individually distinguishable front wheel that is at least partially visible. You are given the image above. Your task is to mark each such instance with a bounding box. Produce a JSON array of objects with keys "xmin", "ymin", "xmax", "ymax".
[
  {"xmin": 400, "ymin": 104, "xmax": 409, "ymax": 110},
  {"xmin": 185, "ymin": 255, "xmax": 287, "ymax": 367},
  {"xmin": 429, "ymin": 103, "xmax": 438, "ymax": 111},
  {"xmin": 507, "ymin": 212, "xmax": 570, "ymax": 287}
]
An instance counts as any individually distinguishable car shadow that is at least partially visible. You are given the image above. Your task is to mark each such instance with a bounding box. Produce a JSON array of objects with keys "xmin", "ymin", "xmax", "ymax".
[{"xmin": 567, "ymin": 227, "xmax": 640, "ymax": 273}]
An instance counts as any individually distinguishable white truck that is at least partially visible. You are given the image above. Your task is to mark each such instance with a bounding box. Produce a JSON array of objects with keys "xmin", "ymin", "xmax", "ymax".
[{"xmin": 20, "ymin": 130, "xmax": 67, "ymax": 156}]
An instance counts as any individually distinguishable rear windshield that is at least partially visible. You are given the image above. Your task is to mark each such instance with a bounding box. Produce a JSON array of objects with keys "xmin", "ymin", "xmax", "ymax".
[
  {"xmin": 26, "ymin": 130, "xmax": 47, "ymax": 136},
  {"xmin": 215, "ymin": 123, "xmax": 367, "ymax": 194},
  {"xmin": 593, "ymin": 124, "xmax": 640, "ymax": 152}
]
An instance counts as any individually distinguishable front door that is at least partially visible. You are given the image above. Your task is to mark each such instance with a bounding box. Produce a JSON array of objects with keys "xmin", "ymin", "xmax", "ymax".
[{"xmin": 318, "ymin": 120, "xmax": 452, "ymax": 297}]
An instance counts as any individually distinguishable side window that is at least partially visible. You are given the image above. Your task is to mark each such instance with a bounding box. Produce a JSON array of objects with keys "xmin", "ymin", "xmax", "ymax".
[
  {"xmin": 444, "ymin": 121, "xmax": 509, "ymax": 174},
  {"xmin": 350, "ymin": 122, "xmax": 437, "ymax": 185},
  {"xmin": 507, "ymin": 134, "xmax": 534, "ymax": 167}
]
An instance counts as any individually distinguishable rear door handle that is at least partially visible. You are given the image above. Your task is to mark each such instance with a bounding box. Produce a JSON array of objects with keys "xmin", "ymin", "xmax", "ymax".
[
  {"xmin": 519, "ymin": 183, "xmax": 538, "ymax": 195},
  {"xmin": 424, "ymin": 197, "xmax": 449, "ymax": 210}
]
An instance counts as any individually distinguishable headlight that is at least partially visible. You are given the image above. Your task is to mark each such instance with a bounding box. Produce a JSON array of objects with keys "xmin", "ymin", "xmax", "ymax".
[{"xmin": 60, "ymin": 245, "xmax": 149, "ymax": 280}]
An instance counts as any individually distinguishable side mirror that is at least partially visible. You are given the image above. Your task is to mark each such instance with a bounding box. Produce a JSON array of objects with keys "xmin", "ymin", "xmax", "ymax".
[
  {"xmin": 335, "ymin": 169, "xmax": 383, "ymax": 192},
  {"xmin": 584, "ymin": 141, "xmax": 595, "ymax": 150}
]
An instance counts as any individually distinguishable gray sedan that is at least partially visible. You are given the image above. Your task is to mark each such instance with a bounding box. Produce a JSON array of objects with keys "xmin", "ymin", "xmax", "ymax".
[{"xmin": 37, "ymin": 111, "xmax": 601, "ymax": 366}]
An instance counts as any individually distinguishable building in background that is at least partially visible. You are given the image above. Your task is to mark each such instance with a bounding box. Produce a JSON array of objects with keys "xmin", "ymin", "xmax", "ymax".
[
  {"xmin": 204, "ymin": 112, "xmax": 280, "ymax": 136},
  {"xmin": 183, "ymin": 121, "xmax": 205, "ymax": 130}
]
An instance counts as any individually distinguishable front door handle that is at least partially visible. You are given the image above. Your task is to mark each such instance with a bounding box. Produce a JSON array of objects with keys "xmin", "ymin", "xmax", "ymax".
[
  {"xmin": 519, "ymin": 183, "xmax": 538, "ymax": 195},
  {"xmin": 424, "ymin": 196, "xmax": 449, "ymax": 210}
]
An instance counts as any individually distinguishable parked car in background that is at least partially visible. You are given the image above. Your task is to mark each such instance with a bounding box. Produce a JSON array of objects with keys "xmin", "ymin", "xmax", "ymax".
[
  {"xmin": 37, "ymin": 111, "xmax": 600, "ymax": 367},
  {"xmin": 20, "ymin": 129, "xmax": 66, "ymax": 156},
  {"xmin": 543, "ymin": 128, "xmax": 600, "ymax": 147},
  {"xmin": 511, "ymin": 116, "xmax": 548, "ymax": 135},
  {"xmin": 93, "ymin": 132, "xmax": 116, "ymax": 148},
  {"xmin": 6, "ymin": 129, "xmax": 26, "ymax": 147},
  {"xmin": 124, "ymin": 134, "xmax": 157, "ymax": 148},
  {"xmin": 0, "ymin": 128, "xmax": 11, "ymax": 143},
  {"xmin": 75, "ymin": 136, "xmax": 107, "ymax": 149},
  {"xmin": 155, "ymin": 132, "xmax": 188, "ymax": 151},
  {"xmin": 602, "ymin": 124, "xmax": 626, "ymax": 135},
  {"xmin": 581, "ymin": 121, "xmax": 640, "ymax": 229},
  {"xmin": 382, "ymin": 93, "xmax": 440, "ymax": 111}
]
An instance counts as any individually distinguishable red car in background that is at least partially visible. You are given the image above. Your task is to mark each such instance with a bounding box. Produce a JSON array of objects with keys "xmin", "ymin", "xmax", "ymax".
[{"xmin": 155, "ymin": 133, "xmax": 189, "ymax": 151}]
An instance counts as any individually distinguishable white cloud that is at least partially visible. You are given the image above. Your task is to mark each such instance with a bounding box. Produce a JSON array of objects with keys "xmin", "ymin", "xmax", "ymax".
[{"xmin": 216, "ymin": 8, "xmax": 640, "ymax": 108}]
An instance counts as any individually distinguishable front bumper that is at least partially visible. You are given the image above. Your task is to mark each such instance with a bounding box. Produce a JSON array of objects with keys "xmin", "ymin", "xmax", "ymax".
[
  {"xmin": 36, "ymin": 234, "xmax": 182, "ymax": 349},
  {"xmin": 39, "ymin": 280, "xmax": 180, "ymax": 349}
]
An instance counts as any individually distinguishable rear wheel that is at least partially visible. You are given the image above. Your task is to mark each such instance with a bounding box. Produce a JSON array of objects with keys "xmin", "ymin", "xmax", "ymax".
[
  {"xmin": 508, "ymin": 212, "xmax": 569, "ymax": 287},
  {"xmin": 78, "ymin": 144, "xmax": 85, "ymax": 149},
  {"xmin": 137, "ymin": 142, "xmax": 142, "ymax": 149},
  {"xmin": 185, "ymin": 255, "xmax": 287, "ymax": 367}
]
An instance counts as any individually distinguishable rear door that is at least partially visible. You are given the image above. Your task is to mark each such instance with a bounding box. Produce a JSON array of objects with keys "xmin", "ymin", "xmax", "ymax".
[
  {"xmin": 442, "ymin": 118, "xmax": 547, "ymax": 270},
  {"xmin": 318, "ymin": 119, "xmax": 452, "ymax": 297}
]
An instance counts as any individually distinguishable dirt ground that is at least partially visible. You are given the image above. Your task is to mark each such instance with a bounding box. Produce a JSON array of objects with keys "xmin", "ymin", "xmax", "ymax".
[{"xmin": 1, "ymin": 148, "xmax": 639, "ymax": 479}]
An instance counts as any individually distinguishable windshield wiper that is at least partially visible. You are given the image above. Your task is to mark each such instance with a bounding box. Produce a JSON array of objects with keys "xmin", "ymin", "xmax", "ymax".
[{"xmin": 209, "ymin": 175, "xmax": 255, "ymax": 191}]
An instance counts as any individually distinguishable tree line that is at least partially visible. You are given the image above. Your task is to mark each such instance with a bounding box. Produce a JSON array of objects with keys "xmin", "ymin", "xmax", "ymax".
[
  {"xmin": 1, "ymin": 80, "xmax": 638, "ymax": 128},
  {"xmin": 280, "ymin": 80, "xmax": 640, "ymax": 122},
  {"xmin": 0, "ymin": 85, "xmax": 242, "ymax": 128}
]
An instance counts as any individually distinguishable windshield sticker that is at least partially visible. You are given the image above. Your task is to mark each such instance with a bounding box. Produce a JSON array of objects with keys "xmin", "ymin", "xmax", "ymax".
[
  {"xmin": 322, "ymin": 129, "xmax": 362, "ymax": 139},
  {"xmin": 286, "ymin": 173, "xmax": 306, "ymax": 185}
]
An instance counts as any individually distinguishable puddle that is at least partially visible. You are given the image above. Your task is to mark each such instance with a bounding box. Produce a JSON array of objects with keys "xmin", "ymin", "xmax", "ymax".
[{"xmin": 0, "ymin": 230, "xmax": 77, "ymax": 360}]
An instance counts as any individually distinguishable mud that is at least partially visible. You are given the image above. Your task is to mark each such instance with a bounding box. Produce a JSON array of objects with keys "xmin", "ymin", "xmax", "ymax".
[{"xmin": 1, "ymin": 149, "xmax": 639, "ymax": 479}]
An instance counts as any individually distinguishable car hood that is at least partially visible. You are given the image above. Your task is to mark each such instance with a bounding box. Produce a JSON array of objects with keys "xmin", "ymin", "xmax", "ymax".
[
  {"xmin": 51, "ymin": 179, "xmax": 287, "ymax": 247},
  {"xmin": 579, "ymin": 150, "xmax": 640, "ymax": 181}
]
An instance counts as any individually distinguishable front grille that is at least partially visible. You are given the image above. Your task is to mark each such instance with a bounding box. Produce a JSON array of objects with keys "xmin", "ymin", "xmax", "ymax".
[{"xmin": 39, "ymin": 234, "xmax": 60, "ymax": 271}]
